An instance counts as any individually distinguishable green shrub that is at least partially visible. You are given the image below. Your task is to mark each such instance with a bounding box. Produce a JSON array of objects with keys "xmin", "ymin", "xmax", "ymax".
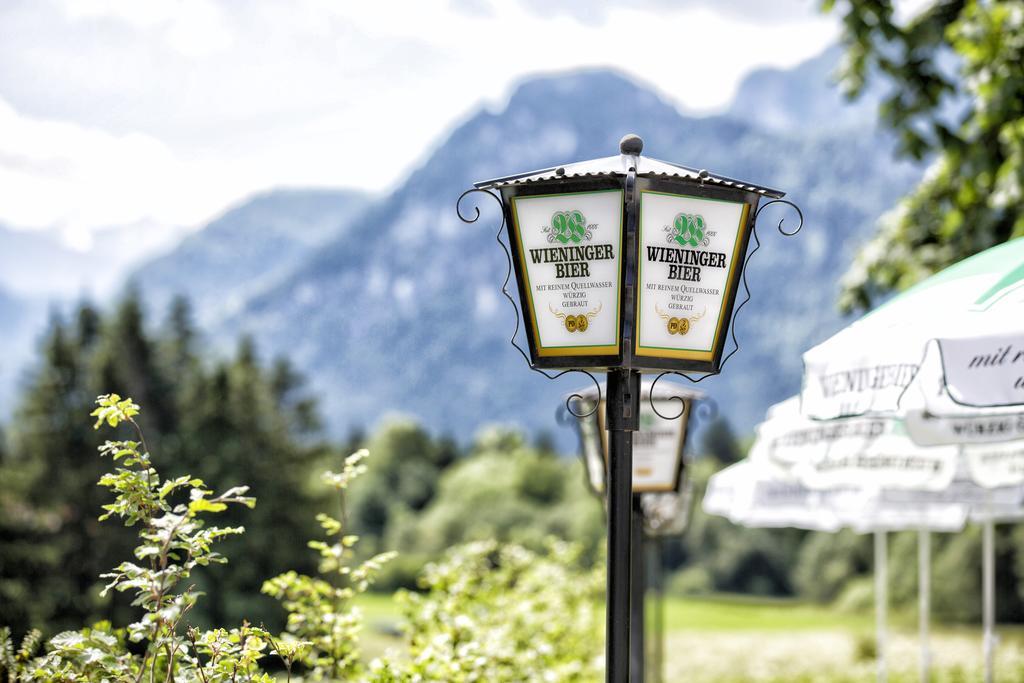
[
  {"xmin": 408, "ymin": 432, "xmax": 604, "ymax": 561},
  {"xmin": 794, "ymin": 530, "xmax": 872, "ymax": 603},
  {"xmin": 384, "ymin": 539, "xmax": 604, "ymax": 682},
  {"xmin": 371, "ymin": 552, "xmax": 431, "ymax": 593},
  {"xmin": 667, "ymin": 566, "xmax": 714, "ymax": 596},
  {"xmin": 833, "ymin": 576, "xmax": 874, "ymax": 614},
  {"xmin": 851, "ymin": 633, "xmax": 876, "ymax": 663},
  {"xmin": 0, "ymin": 395, "xmax": 391, "ymax": 682},
  {"xmin": 0, "ymin": 394, "xmax": 608, "ymax": 682}
]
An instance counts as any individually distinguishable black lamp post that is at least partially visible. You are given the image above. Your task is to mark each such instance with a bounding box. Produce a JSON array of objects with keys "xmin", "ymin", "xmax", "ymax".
[
  {"xmin": 569, "ymin": 379, "xmax": 701, "ymax": 683},
  {"xmin": 460, "ymin": 134, "xmax": 801, "ymax": 682}
]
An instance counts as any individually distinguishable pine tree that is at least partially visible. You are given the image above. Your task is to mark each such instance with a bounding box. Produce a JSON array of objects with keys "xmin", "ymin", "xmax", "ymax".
[
  {"xmin": 167, "ymin": 337, "xmax": 324, "ymax": 629},
  {"xmin": 2, "ymin": 296, "xmax": 329, "ymax": 635},
  {"xmin": 4, "ymin": 314, "xmax": 136, "ymax": 635},
  {"xmin": 91, "ymin": 289, "xmax": 176, "ymax": 439},
  {"xmin": 160, "ymin": 295, "xmax": 200, "ymax": 383}
]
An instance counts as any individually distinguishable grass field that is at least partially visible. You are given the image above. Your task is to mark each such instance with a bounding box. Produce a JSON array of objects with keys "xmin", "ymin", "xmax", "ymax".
[
  {"xmin": 655, "ymin": 593, "xmax": 874, "ymax": 633},
  {"xmin": 355, "ymin": 591, "xmax": 876, "ymax": 632},
  {"xmin": 355, "ymin": 592, "xmax": 1024, "ymax": 681}
]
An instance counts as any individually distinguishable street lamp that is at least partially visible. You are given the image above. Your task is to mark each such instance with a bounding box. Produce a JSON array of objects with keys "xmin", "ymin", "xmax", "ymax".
[
  {"xmin": 568, "ymin": 379, "xmax": 702, "ymax": 683},
  {"xmin": 570, "ymin": 380, "xmax": 700, "ymax": 498},
  {"xmin": 641, "ymin": 480, "xmax": 697, "ymax": 537},
  {"xmin": 459, "ymin": 133, "xmax": 802, "ymax": 682}
]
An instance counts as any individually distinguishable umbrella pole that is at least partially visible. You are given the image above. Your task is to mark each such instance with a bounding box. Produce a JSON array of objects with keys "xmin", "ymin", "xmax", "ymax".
[
  {"xmin": 983, "ymin": 520, "xmax": 996, "ymax": 683},
  {"xmin": 875, "ymin": 530, "xmax": 888, "ymax": 683},
  {"xmin": 918, "ymin": 529, "xmax": 930, "ymax": 683}
]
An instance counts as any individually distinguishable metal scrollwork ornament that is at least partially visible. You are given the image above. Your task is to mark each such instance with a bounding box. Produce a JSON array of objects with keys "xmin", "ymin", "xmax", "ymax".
[{"xmin": 456, "ymin": 188, "xmax": 602, "ymax": 418}]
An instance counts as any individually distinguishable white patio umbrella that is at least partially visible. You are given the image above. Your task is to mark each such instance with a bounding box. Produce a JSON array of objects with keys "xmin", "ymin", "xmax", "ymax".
[
  {"xmin": 703, "ymin": 459, "xmax": 859, "ymax": 532},
  {"xmin": 703, "ymin": 459, "xmax": 969, "ymax": 683},
  {"xmin": 800, "ymin": 237, "xmax": 1024, "ymax": 421},
  {"xmin": 751, "ymin": 397, "xmax": 1024, "ymax": 492},
  {"xmin": 730, "ymin": 239, "xmax": 1024, "ymax": 681},
  {"xmin": 966, "ymin": 493, "xmax": 1024, "ymax": 683},
  {"xmin": 749, "ymin": 397, "xmax": 1024, "ymax": 682},
  {"xmin": 878, "ymin": 470, "xmax": 1024, "ymax": 683}
]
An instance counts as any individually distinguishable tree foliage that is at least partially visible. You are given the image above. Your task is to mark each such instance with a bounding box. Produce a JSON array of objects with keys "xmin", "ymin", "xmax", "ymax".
[
  {"xmin": 677, "ymin": 459, "xmax": 806, "ymax": 597},
  {"xmin": 1, "ymin": 394, "xmax": 604, "ymax": 682},
  {"xmin": 0, "ymin": 295, "xmax": 610, "ymax": 637},
  {"xmin": 345, "ymin": 419, "xmax": 457, "ymax": 560},
  {"xmin": 0, "ymin": 394, "xmax": 395, "ymax": 682},
  {"xmin": 700, "ymin": 418, "xmax": 743, "ymax": 466},
  {"xmin": 794, "ymin": 529, "xmax": 872, "ymax": 603},
  {"xmin": 824, "ymin": 0, "xmax": 1024, "ymax": 310},
  {"xmin": 342, "ymin": 424, "xmax": 604, "ymax": 593},
  {"xmin": 0, "ymin": 295, "xmax": 327, "ymax": 637},
  {"xmin": 401, "ymin": 428, "xmax": 605, "ymax": 566},
  {"xmin": 378, "ymin": 540, "xmax": 604, "ymax": 683}
]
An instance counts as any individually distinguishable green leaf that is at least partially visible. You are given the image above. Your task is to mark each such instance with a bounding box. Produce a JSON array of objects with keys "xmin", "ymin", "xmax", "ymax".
[{"xmin": 189, "ymin": 499, "xmax": 228, "ymax": 514}]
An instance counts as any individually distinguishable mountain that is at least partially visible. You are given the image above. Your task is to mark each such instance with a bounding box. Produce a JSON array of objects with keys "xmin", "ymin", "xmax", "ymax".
[
  {"xmin": 0, "ymin": 286, "xmax": 28, "ymax": 354},
  {"xmin": 136, "ymin": 189, "xmax": 371, "ymax": 326},
  {"xmin": 0, "ymin": 219, "xmax": 186, "ymax": 415},
  {"xmin": 726, "ymin": 45, "xmax": 886, "ymax": 133},
  {"xmin": 3, "ymin": 47, "xmax": 923, "ymax": 447},
  {"xmin": 206, "ymin": 64, "xmax": 921, "ymax": 445},
  {"xmin": 0, "ymin": 189, "xmax": 368, "ymax": 416}
]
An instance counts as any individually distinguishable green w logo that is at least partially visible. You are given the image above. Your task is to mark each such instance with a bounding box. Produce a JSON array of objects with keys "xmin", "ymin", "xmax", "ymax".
[
  {"xmin": 550, "ymin": 210, "xmax": 588, "ymax": 244},
  {"xmin": 671, "ymin": 213, "xmax": 705, "ymax": 248}
]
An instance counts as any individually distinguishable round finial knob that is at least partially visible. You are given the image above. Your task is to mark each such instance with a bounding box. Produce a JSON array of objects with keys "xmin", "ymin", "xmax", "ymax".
[{"xmin": 619, "ymin": 134, "xmax": 643, "ymax": 156}]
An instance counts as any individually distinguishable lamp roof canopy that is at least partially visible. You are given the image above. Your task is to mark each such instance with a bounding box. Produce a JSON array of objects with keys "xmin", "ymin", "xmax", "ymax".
[{"xmin": 474, "ymin": 133, "xmax": 785, "ymax": 199}]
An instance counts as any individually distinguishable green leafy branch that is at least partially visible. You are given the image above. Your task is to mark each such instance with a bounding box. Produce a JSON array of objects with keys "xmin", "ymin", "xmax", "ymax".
[{"xmin": 262, "ymin": 449, "xmax": 396, "ymax": 681}]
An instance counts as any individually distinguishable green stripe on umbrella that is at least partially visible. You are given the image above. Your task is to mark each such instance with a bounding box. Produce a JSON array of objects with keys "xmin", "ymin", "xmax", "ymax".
[{"xmin": 872, "ymin": 237, "xmax": 1024, "ymax": 315}]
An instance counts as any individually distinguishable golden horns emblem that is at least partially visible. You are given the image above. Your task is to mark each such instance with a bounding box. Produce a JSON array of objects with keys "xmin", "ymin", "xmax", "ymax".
[
  {"xmin": 550, "ymin": 302, "xmax": 602, "ymax": 333},
  {"xmin": 656, "ymin": 304, "xmax": 706, "ymax": 336}
]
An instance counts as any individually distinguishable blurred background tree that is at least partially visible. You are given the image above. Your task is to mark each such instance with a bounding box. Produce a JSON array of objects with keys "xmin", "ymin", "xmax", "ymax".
[
  {"xmin": 5, "ymin": 293, "xmax": 1024, "ymax": 640},
  {"xmin": 1, "ymin": 304, "xmax": 132, "ymax": 634},
  {"xmin": 700, "ymin": 417, "xmax": 743, "ymax": 466},
  {"xmin": 824, "ymin": 0, "xmax": 1024, "ymax": 310},
  {"xmin": 349, "ymin": 424, "xmax": 605, "ymax": 592},
  {"xmin": 794, "ymin": 529, "xmax": 872, "ymax": 603},
  {"xmin": 667, "ymin": 452, "xmax": 808, "ymax": 598},
  {"xmin": 405, "ymin": 428, "xmax": 604, "ymax": 561},
  {"xmin": 0, "ymin": 295, "xmax": 609, "ymax": 637},
  {"xmin": 0, "ymin": 294, "xmax": 329, "ymax": 635}
]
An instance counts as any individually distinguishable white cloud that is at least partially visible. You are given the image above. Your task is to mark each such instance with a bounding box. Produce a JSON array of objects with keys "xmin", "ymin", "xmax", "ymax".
[
  {"xmin": 475, "ymin": 288, "xmax": 499, "ymax": 319},
  {"xmin": 0, "ymin": 0, "xmax": 840, "ymax": 239},
  {"xmin": 60, "ymin": 0, "xmax": 234, "ymax": 57},
  {"xmin": 393, "ymin": 278, "xmax": 415, "ymax": 308},
  {"xmin": 0, "ymin": 95, "xmax": 253, "ymax": 235}
]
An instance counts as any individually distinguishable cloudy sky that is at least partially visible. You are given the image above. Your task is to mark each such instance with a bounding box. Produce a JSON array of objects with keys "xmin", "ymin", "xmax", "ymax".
[{"xmin": 0, "ymin": 0, "xmax": 846, "ymax": 245}]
